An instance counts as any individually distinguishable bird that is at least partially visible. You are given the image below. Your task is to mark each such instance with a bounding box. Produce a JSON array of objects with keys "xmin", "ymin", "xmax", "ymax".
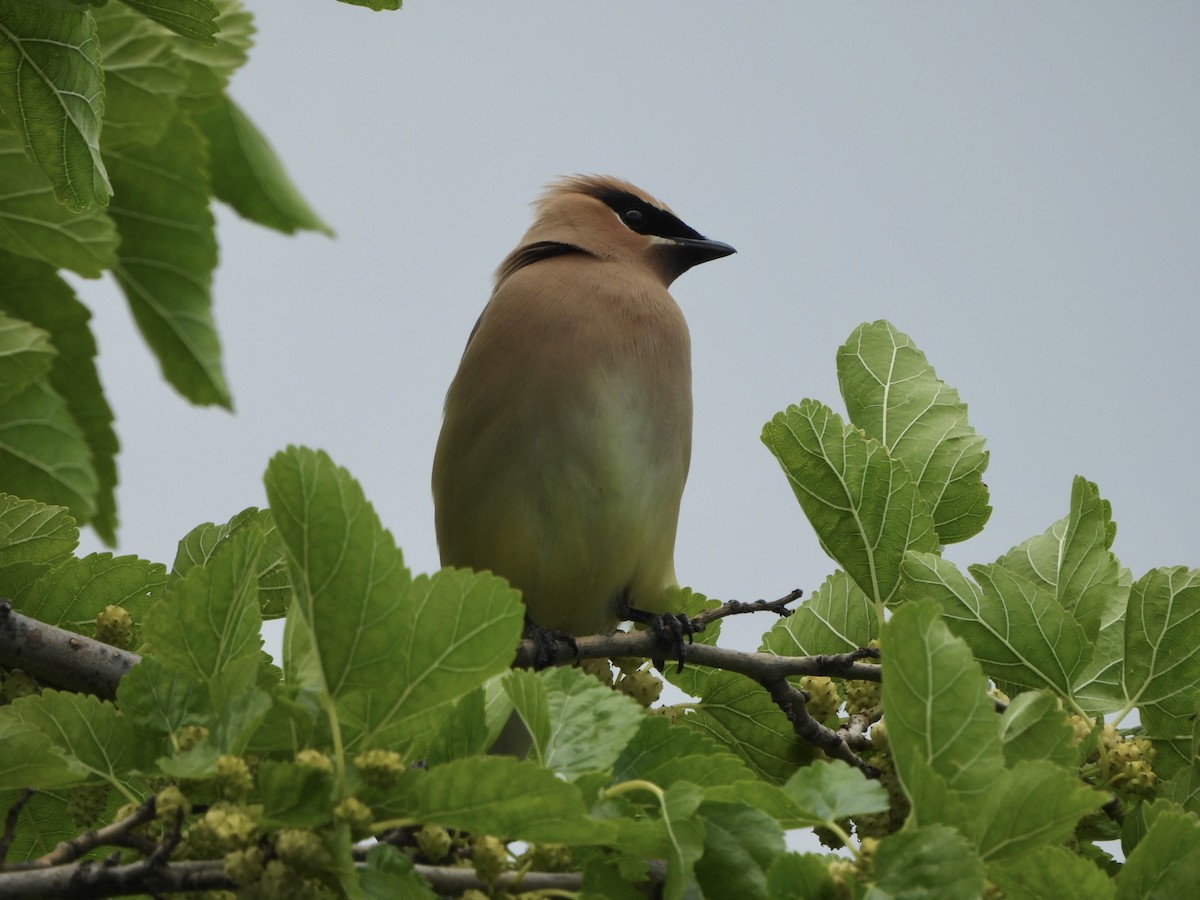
[{"xmin": 432, "ymin": 175, "xmax": 735, "ymax": 639}]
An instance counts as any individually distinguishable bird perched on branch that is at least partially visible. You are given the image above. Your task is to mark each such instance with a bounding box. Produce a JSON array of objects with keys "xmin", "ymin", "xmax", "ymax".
[{"xmin": 433, "ymin": 175, "xmax": 735, "ymax": 638}]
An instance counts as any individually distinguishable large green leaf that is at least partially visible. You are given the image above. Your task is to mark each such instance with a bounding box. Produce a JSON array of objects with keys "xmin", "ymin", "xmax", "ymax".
[
  {"xmin": 0, "ymin": 311, "xmax": 53, "ymax": 404},
  {"xmin": 1116, "ymin": 805, "xmax": 1200, "ymax": 899},
  {"xmin": 16, "ymin": 552, "xmax": 165, "ymax": 630},
  {"xmin": 94, "ymin": 3, "xmax": 189, "ymax": 149},
  {"xmin": 837, "ymin": 321, "xmax": 990, "ymax": 544},
  {"xmin": 988, "ymin": 846, "xmax": 1114, "ymax": 900},
  {"xmin": 873, "ymin": 826, "xmax": 986, "ymax": 900},
  {"xmin": 197, "ymin": 95, "xmax": 332, "ymax": 235},
  {"xmin": 0, "ymin": 378, "xmax": 98, "ymax": 522},
  {"xmin": 410, "ymin": 756, "xmax": 611, "ymax": 844},
  {"xmin": 144, "ymin": 523, "xmax": 264, "ymax": 684},
  {"xmin": 0, "ymin": 250, "xmax": 119, "ymax": 540},
  {"xmin": 0, "ymin": 492, "xmax": 76, "ymax": 599},
  {"xmin": 534, "ymin": 666, "xmax": 644, "ymax": 780},
  {"xmin": 680, "ymin": 667, "xmax": 816, "ymax": 784},
  {"xmin": 0, "ymin": 128, "xmax": 117, "ymax": 276},
  {"xmin": 901, "ymin": 553, "xmax": 1091, "ymax": 696},
  {"xmin": 264, "ymin": 446, "xmax": 410, "ymax": 700},
  {"xmin": 996, "ymin": 476, "xmax": 1123, "ymax": 642},
  {"xmin": 107, "ymin": 111, "xmax": 227, "ymax": 407},
  {"xmin": 0, "ymin": 0, "xmax": 110, "ymax": 210},
  {"xmin": 170, "ymin": 0, "xmax": 252, "ymax": 102},
  {"xmin": 780, "ymin": 760, "xmax": 889, "ymax": 827},
  {"xmin": 337, "ymin": 569, "xmax": 526, "ymax": 751},
  {"xmin": 762, "ymin": 399, "xmax": 938, "ymax": 609},
  {"xmin": 172, "ymin": 507, "xmax": 290, "ymax": 618},
  {"xmin": 1124, "ymin": 567, "xmax": 1200, "ymax": 756},
  {"xmin": 121, "ymin": 0, "xmax": 219, "ymax": 44},
  {"xmin": 0, "ymin": 690, "xmax": 155, "ymax": 786},
  {"xmin": 761, "ymin": 569, "xmax": 876, "ymax": 657},
  {"xmin": 883, "ymin": 600, "xmax": 1004, "ymax": 810}
]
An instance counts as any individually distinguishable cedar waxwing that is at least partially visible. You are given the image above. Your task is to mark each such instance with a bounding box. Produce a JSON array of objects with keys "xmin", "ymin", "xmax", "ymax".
[{"xmin": 432, "ymin": 175, "xmax": 735, "ymax": 637}]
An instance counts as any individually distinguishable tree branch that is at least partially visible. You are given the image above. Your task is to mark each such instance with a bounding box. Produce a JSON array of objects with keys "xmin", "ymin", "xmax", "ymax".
[{"xmin": 0, "ymin": 600, "xmax": 139, "ymax": 700}]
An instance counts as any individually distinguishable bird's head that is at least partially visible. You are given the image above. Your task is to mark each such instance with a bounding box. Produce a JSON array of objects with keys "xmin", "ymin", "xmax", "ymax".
[{"xmin": 500, "ymin": 175, "xmax": 736, "ymax": 286}]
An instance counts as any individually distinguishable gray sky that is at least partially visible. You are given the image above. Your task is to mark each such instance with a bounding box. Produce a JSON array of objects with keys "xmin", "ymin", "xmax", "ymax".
[{"xmin": 76, "ymin": 2, "xmax": 1199, "ymax": 658}]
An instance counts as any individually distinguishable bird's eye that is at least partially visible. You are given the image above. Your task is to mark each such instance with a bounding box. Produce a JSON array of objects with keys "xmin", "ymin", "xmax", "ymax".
[{"xmin": 622, "ymin": 208, "xmax": 646, "ymax": 228}]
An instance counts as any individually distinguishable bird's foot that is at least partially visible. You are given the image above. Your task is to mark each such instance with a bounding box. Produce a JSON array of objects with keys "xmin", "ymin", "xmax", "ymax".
[
  {"xmin": 523, "ymin": 616, "xmax": 578, "ymax": 669},
  {"xmin": 620, "ymin": 604, "xmax": 696, "ymax": 674}
]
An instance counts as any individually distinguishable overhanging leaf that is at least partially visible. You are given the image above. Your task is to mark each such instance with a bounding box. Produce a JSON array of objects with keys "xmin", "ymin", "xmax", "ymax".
[
  {"xmin": 0, "ymin": 378, "xmax": 98, "ymax": 522},
  {"xmin": 0, "ymin": 0, "xmax": 110, "ymax": 210},
  {"xmin": 107, "ymin": 111, "xmax": 227, "ymax": 407},
  {"xmin": 0, "ymin": 251, "xmax": 119, "ymax": 541},
  {"xmin": 197, "ymin": 95, "xmax": 333, "ymax": 235},
  {"xmin": 0, "ymin": 128, "xmax": 118, "ymax": 276},
  {"xmin": 121, "ymin": 0, "xmax": 219, "ymax": 44}
]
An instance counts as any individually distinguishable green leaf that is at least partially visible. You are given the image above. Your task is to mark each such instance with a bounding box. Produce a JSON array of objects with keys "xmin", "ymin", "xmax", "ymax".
[
  {"xmin": 973, "ymin": 761, "xmax": 1105, "ymax": 861},
  {"xmin": 170, "ymin": 0, "xmax": 252, "ymax": 102},
  {"xmin": 997, "ymin": 691, "xmax": 1081, "ymax": 769},
  {"xmin": 0, "ymin": 312, "xmax": 52, "ymax": 403},
  {"xmin": 144, "ymin": 523, "xmax": 264, "ymax": 683},
  {"xmin": 1, "ymin": 690, "xmax": 155, "ymax": 786},
  {"xmin": 680, "ymin": 667, "xmax": 816, "ymax": 783},
  {"xmin": 503, "ymin": 667, "xmax": 549, "ymax": 753},
  {"xmin": 17, "ymin": 552, "xmax": 165, "ymax": 630},
  {"xmin": 615, "ymin": 715, "xmax": 756, "ymax": 792},
  {"xmin": 872, "ymin": 825, "xmax": 986, "ymax": 900},
  {"xmin": 0, "ymin": 718, "xmax": 87, "ymax": 788},
  {"xmin": 766, "ymin": 853, "xmax": 840, "ymax": 900},
  {"xmin": 660, "ymin": 782, "xmax": 706, "ymax": 900},
  {"xmin": 0, "ymin": 492, "xmax": 76, "ymax": 598},
  {"xmin": 106, "ymin": 111, "xmax": 227, "ymax": 407},
  {"xmin": 1124, "ymin": 567, "xmax": 1200, "ymax": 755},
  {"xmin": 0, "ymin": 378, "xmax": 98, "ymax": 522},
  {"xmin": 883, "ymin": 600, "xmax": 1004, "ymax": 810},
  {"xmin": 361, "ymin": 844, "xmax": 438, "ymax": 900},
  {"xmin": 762, "ymin": 399, "xmax": 938, "ymax": 609},
  {"xmin": 781, "ymin": 760, "xmax": 889, "ymax": 827},
  {"xmin": 419, "ymin": 687, "xmax": 491, "ymax": 765},
  {"xmin": 338, "ymin": 569, "xmax": 526, "ymax": 750},
  {"xmin": 901, "ymin": 553, "xmax": 1091, "ymax": 695},
  {"xmin": 412, "ymin": 756, "xmax": 611, "ymax": 844},
  {"xmin": 1116, "ymin": 806, "xmax": 1200, "ymax": 899},
  {"xmin": 94, "ymin": 2, "xmax": 189, "ymax": 148},
  {"xmin": 536, "ymin": 665, "xmax": 644, "ymax": 780},
  {"xmin": 694, "ymin": 801, "xmax": 785, "ymax": 899},
  {"xmin": 340, "ymin": 1, "xmax": 403, "ymax": 12},
  {"xmin": 120, "ymin": 0, "xmax": 219, "ymax": 44},
  {"xmin": 761, "ymin": 569, "xmax": 876, "ymax": 657},
  {"xmin": 996, "ymin": 476, "xmax": 1122, "ymax": 641},
  {"xmin": 264, "ymin": 446, "xmax": 411, "ymax": 699},
  {"xmin": 0, "ymin": 127, "xmax": 117, "ymax": 275},
  {"xmin": 1161, "ymin": 766, "xmax": 1200, "ymax": 817},
  {"xmin": 115, "ymin": 655, "xmax": 208, "ymax": 737},
  {"xmin": 988, "ymin": 845, "xmax": 1115, "ymax": 900},
  {"xmin": 0, "ymin": 251, "xmax": 119, "ymax": 540},
  {"xmin": 172, "ymin": 507, "xmax": 290, "ymax": 618},
  {"xmin": 837, "ymin": 320, "xmax": 990, "ymax": 544},
  {"xmin": 0, "ymin": 0, "xmax": 110, "ymax": 210},
  {"xmin": 257, "ymin": 759, "xmax": 334, "ymax": 828},
  {"xmin": 196, "ymin": 95, "xmax": 333, "ymax": 235},
  {"xmin": 1072, "ymin": 567, "xmax": 1131, "ymax": 715}
]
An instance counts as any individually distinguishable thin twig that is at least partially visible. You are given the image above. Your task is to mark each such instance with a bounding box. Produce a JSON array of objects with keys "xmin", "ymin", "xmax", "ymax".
[
  {"xmin": 765, "ymin": 679, "xmax": 879, "ymax": 777},
  {"xmin": 30, "ymin": 797, "xmax": 156, "ymax": 869},
  {"xmin": 0, "ymin": 788, "xmax": 35, "ymax": 864},
  {"xmin": 689, "ymin": 589, "xmax": 803, "ymax": 628}
]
